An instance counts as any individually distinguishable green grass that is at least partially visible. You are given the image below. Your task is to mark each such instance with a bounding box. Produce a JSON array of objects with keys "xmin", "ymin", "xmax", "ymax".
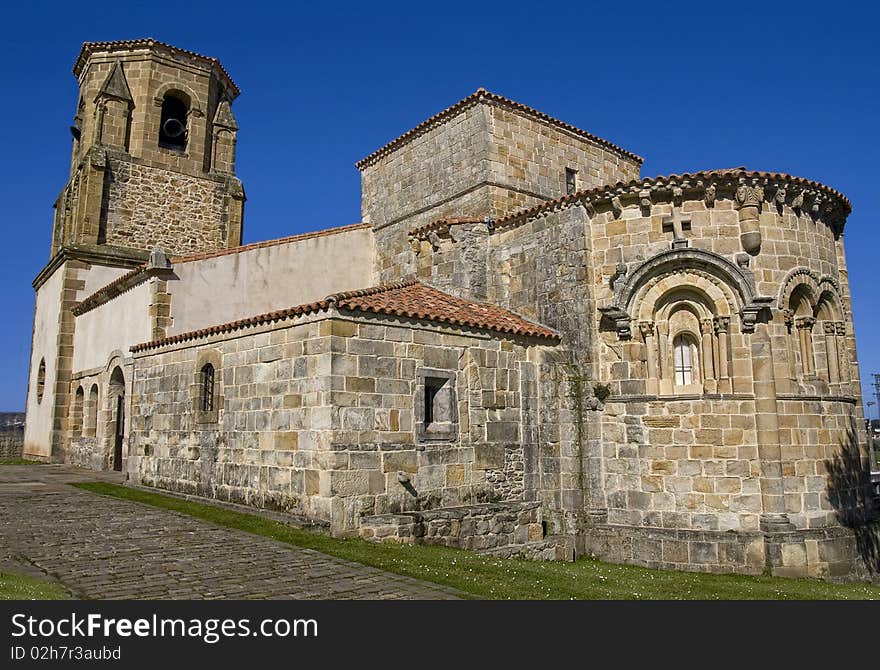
[
  {"xmin": 0, "ymin": 458, "xmax": 46, "ymax": 465},
  {"xmin": 0, "ymin": 572, "xmax": 70, "ymax": 600},
  {"xmin": 73, "ymin": 482, "xmax": 880, "ymax": 600}
]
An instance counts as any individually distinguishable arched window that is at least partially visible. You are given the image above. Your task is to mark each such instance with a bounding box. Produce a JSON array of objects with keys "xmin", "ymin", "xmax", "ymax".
[
  {"xmin": 159, "ymin": 93, "xmax": 188, "ymax": 150},
  {"xmin": 36, "ymin": 359, "xmax": 46, "ymax": 403},
  {"xmin": 200, "ymin": 363, "xmax": 215, "ymax": 412},
  {"xmin": 73, "ymin": 386, "xmax": 84, "ymax": 438},
  {"xmin": 673, "ymin": 334, "xmax": 698, "ymax": 386},
  {"xmin": 86, "ymin": 384, "xmax": 99, "ymax": 438}
]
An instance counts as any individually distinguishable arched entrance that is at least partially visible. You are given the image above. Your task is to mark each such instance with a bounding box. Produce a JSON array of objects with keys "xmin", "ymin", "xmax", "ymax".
[{"xmin": 109, "ymin": 366, "xmax": 125, "ymax": 472}]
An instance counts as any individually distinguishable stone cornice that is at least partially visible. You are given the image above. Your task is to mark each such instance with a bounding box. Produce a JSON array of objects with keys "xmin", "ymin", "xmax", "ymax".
[
  {"xmin": 411, "ymin": 168, "xmax": 852, "ymax": 240},
  {"xmin": 32, "ymin": 245, "xmax": 148, "ymax": 290}
]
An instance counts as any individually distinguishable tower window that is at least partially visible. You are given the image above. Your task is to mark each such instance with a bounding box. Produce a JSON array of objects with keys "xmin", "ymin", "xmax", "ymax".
[
  {"xmin": 159, "ymin": 94, "xmax": 188, "ymax": 150},
  {"xmin": 200, "ymin": 363, "xmax": 215, "ymax": 412},
  {"xmin": 565, "ymin": 168, "xmax": 578, "ymax": 195}
]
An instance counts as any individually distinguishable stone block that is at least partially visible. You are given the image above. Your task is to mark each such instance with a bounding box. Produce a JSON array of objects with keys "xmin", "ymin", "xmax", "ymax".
[
  {"xmin": 382, "ymin": 450, "xmax": 418, "ymax": 473},
  {"xmin": 474, "ymin": 444, "xmax": 505, "ymax": 469},
  {"xmin": 273, "ymin": 432, "xmax": 298, "ymax": 451}
]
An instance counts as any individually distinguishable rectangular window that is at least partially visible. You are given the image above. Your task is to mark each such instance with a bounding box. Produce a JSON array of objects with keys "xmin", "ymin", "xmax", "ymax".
[
  {"xmin": 565, "ymin": 168, "xmax": 578, "ymax": 195},
  {"xmin": 416, "ymin": 369, "xmax": 457, "ymax": 443}
]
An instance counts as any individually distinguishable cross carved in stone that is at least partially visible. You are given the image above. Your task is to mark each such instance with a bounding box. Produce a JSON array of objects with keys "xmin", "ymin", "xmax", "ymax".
[{"xmin": 662, "ymin": 205, "xmax": 691, "ymax": 249}]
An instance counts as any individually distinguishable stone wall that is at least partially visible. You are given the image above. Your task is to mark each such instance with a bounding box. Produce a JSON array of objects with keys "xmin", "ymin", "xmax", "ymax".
[
  {"xmin": 0, "ymin": 414, "xmax": 25, "ymax": 459},
  {"xmin": 129, "ymin": 312, "xmax": 550, "ymax": 535},
  {"xmin": 100, "ymin": 157, "xmax": 233, "ymax": 256},
  {"xmin": 359, "ymin": 501, "xmax": 544, "ymax": 550},
  {"xmin": 364, "ymin": 96, "xmax": 640, "ymax": 283}
]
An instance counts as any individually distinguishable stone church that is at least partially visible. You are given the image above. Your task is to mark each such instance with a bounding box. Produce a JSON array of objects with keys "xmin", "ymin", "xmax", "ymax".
[{"xmin": 24, "ymin": 39, "xmax": 878, "ymax": 579}]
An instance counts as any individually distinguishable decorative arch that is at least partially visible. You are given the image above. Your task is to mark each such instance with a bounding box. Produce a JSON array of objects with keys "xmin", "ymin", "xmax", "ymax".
[
  {"xmin": 153, "ymin": 82, "xmax": 203, "ymax": 114},
  {"xmin": 627, "ymin": 265, "xmax": 741, "ymax": 397},
  {"xmin": 600, "ymin": 247, "xmax": 771, "ymax": 340},
  {"xmin": 778, "ymin": 267, "xmax": 847, "ymax": 384}
]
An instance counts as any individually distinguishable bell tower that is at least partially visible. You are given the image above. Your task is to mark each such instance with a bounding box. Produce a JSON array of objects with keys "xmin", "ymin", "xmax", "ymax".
[
  {"xmin": 24, "ymin": 39, "xmax": 246, "ymax": 464},
  {"xmin": 53, "ymin": 38, "xmax": 245, "ymax": 259}
]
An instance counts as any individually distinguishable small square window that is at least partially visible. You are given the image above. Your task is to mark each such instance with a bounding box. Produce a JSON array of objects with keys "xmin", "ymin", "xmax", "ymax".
[
  {"xmin": 416, "ymin": 368, "xmax": 457, "ymax": 443},
  {"xmin": 565, "ymin": 168, "xmax": 578, "ymax": 195}
]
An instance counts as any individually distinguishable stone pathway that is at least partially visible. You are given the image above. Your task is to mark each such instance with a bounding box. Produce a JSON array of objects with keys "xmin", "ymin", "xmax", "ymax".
[{"xmin": 0, "ymin": 465, "xmax": 461, "ymax": 600}]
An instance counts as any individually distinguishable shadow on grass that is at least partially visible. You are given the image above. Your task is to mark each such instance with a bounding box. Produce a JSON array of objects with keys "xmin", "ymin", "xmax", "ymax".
[{"xmin": 824, "ymin": 423, "xmax": 880, "ymax": 575}]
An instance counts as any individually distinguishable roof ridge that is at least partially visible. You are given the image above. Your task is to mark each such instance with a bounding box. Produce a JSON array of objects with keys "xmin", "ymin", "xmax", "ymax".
[
  {"xmin": 327, "ymin": 277, "xmax": 418, "ymax": 302},
  {"xmin": 355, "ymin": 88, "xmax": 642, "ymax": 170}
]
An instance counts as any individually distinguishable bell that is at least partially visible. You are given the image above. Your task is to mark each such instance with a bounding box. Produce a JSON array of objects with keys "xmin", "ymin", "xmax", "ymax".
[{"xmin": 162, "ymin": 117, "xmax": 186, "ymax": 138}]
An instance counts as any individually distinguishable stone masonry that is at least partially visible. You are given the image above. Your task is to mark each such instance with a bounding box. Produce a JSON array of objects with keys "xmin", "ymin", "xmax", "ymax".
[{"xmin": 25, "ymin": 39, "xmax": 880, "ymax": 581}]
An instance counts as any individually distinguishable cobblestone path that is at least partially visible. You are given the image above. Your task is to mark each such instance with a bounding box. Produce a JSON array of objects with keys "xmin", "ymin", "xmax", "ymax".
[{"xmin": 0, "ymin": 465, "xmax": 461, "ymax": 600}]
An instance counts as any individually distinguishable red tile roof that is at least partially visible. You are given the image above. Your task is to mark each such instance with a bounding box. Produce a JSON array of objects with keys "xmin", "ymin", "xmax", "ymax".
[
  {"xmin": 355, "ymin": 88, "xmax": 643, "ymax": 170},
  {"xmin": 73, "ymin": 39, "xmax": 240, "ymax": 97},
  {"xmin": 131, "ymin": 278, "xmax": 559, "ymax": 352},
  {"xmin": 330, "ymin": 279, "xmax": 558, "ymax": 339},
  {"xmin": 411, "ymin": 167, "xmax": 853, "ymax": 238}
]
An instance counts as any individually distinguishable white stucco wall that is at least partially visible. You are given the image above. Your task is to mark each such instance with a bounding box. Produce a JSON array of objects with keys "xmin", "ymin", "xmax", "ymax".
[
  {"xmin": 167, "ymin": 227, "xmax": 375, "ymax": 335},
  {"xmin": 81, "ymin": 266, "xmax": 129, "ymax": 297},
  {"xmin": 72, "ymin": 281, "xmax": 153, "ymax": 373},
  {"xmin": 23, "ymin": 265, "xmax": 65, "ymax": 459}
]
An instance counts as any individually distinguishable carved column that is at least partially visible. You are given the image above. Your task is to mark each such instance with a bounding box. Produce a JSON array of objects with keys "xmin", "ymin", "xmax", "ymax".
[
  {"xmin": 640, "ymin": 321, "xmax": 658, "ymax": 395},
  {"xmin": 735, "ymin": 183, "xmax": 763, "ymax": 254},
  {"xmin": 783, "ymin": 310, "xmax": 797, "ymax": 380},
  {"xmin": 823, "ymin": 321, "xmax": 839, "ymax": 384},
  {"xmin": 795, "ymin": 316, "xmax": 816, "ymax": 376},
  {"xmin": 657, "ymin": 322, "xmax": 670, "ymax": 381},
  {"xmin": 835, "ymin": 322, "xmax": 850, "ymax": 387},
  {"xmin": 714, "ymin": 316, "xmax": 730, "ymax": 381},
  {"xmin": 700, "ymin": 319, "xmax": 715, "ymax": 380}
]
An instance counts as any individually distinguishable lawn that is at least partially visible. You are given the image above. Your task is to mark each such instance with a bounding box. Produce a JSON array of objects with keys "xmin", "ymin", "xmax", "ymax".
[
  {"xmin": 0, "ymin": 458, "xmax": 46, "ymax": 465},
  {"xmin": 0, "ymin": 572, "xmax": 70, "ymax": 600},
  {"xmin": 72, "ymin": 482, "xmax": 880, "ymax": 600}
]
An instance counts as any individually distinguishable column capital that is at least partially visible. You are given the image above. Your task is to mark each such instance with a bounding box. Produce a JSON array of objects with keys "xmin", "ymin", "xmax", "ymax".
[
  {"xmin": 713, "ymin": 315, "xmax": 731, "ymax": 333},
  {"xmin": 835, "ymin": 321, "xmax": 847, "ymax": 336},
  {"xmin": 638, "ymin": 321, "xmax": 655, "ymax": 338},
  {"xmin": 700, "ymin": 318, "xmax": 715, "ymax": 334},
  {"xmin": 823, "ymin": 321, "xmax": 837, "ymax": 335},
  {"xmin": 795, "ymin": 316, "xmax": 816, "ymax": 330}
]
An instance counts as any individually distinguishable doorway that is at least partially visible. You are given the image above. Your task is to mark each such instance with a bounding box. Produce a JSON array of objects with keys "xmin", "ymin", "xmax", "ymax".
[{"xmin": 110, "ymin": 366, "xmax": 125, "ymax": 472}]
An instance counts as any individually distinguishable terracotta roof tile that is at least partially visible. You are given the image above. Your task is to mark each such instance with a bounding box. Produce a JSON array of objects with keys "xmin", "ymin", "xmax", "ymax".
[
  {"xmin": 355, "ymin": 88, "xmax": 642, "ymax": 170},
  {"xmin": 411, "ymin": 167, "xmax": 852, "ymax": 238},
  {"xmin": 72, "ymin": 264, "xmax": 148, "ymax": 316},
  {"xmin": 131, "ymin": 278, "xmax": 559, "ymax": 353},
  {"xmin": 73, "ymin": 38, "xmax": 240, "ymax": 97}
]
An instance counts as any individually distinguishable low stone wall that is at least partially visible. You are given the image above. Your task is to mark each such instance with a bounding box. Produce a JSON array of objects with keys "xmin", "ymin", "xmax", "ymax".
[
  {"xmin": 585, "ymin": 523, "xmax": 880, "ymax": 580},
  {"xmin": 67, "ymin": 437, "xmax": 104, "ymax": 470},
  {"xmin": 586, "ymin": 524, "xmax": 766, "ymax": 575},
  {"xmin": 359, "ymin": 501, "xmax": 545, "ymax": 552},
  {"xmin": 0, "ymin": 413, "xmax": 25, "ymax": 459},
  {"xmin": 0, "ymin": 430, "xmax": 23, "ymax": 459}
]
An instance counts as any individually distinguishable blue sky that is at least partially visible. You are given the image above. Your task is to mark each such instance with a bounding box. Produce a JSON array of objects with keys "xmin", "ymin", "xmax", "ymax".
[{"xmin": 0, "ymin": 1, "xmax": 877, "ymax": 412}]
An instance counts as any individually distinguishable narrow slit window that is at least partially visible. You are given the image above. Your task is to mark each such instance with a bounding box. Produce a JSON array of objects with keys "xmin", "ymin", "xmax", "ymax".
[
  {"xmin": 200, "ymin": 363, "xmax": 215, "ymax": 412},
  {"xmin": 565, "ymin": 168, "xmax": 578, "ymax": 195},
  {"xmin": 424, "ymin": 377, "xmax": 444, "ymax": 429}
]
